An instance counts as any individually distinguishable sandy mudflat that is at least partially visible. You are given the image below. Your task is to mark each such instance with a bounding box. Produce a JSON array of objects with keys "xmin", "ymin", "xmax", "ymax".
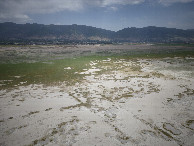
[{"xmin": 0, "ymin": 45, "xmax": 194, "ymax": 146}]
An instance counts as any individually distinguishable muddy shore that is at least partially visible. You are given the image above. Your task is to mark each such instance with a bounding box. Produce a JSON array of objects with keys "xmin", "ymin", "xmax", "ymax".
[{"xmin": 0, "ymin": 44, "xmax": 194, "ymax": 146}]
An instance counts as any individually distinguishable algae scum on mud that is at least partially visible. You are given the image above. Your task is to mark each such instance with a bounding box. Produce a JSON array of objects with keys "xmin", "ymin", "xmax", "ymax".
[
  {"xmin": 0, "ymin": 44, "xmax": 194, "ymax": 146},
  {"xmin": 0, "ymin": 44, "xmax": 194, "ymax": 89}
]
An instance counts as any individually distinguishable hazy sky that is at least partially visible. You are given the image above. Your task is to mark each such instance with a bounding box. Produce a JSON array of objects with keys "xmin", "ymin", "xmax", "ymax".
[{"xmin": 0, "ymin": 0, "xmax": 194, "ymax": 31}]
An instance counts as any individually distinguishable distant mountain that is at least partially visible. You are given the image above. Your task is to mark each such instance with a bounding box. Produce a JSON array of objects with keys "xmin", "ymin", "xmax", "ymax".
[
  {"xmin": 0, "ymin": 22, "xmax": 194, "ymax": 44},
  {"xmin": 114, "ymin": 26, "xmax": 194, "ymax": 43},
  {"xmin": 0, "ymin": 22, "xmax": 114, "ymax": 41}
]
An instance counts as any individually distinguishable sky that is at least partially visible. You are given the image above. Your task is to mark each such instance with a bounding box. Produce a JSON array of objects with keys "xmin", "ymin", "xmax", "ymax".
[{"xmin": 0, "ymin": 0, "xmax": 194, "ymax": 31}]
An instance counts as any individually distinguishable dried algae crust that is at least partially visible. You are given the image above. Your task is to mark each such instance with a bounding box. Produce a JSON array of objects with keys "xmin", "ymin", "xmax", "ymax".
[{"xmin": 0, "ymin": 47, "xmax": 194, "ymax": 146}]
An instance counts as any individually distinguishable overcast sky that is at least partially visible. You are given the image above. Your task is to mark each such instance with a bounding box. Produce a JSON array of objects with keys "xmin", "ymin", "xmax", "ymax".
[{"xmin": 0, "ymin": 0, "xmax": 194, "ymax": 31}]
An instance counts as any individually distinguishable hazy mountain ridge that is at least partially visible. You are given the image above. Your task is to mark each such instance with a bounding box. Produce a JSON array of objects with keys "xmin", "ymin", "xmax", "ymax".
[
  {"xmin": 115, "ymin": 26, "xmax": 194, "ymax": 43},
  {"xmin": 0, "ymin": 22, "xmax": 194, "ymax": 43}
]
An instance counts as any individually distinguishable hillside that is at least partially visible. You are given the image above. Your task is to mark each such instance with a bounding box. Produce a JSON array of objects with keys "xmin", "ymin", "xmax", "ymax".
[
  {"xmin": 114, "ymin": 26, "xmax": 194, "ymax": 43},
  {"xmin": 0, "ymin": 22, "xmax": 194, "ymax": 44}
]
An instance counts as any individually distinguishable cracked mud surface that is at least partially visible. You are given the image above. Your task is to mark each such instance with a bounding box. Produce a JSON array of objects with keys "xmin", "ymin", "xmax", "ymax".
[{"xmin": 0, "ymin": 45, "xmax": 194, "ymax": 146}]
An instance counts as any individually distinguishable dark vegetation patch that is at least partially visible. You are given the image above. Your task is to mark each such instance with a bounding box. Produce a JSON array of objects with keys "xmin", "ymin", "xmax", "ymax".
[
  {"xmin": 134, "ymin": 115, "xmax": 183, "ymax": 145},
  {"xmin": 183, "ymin": 120, "xmax": 194, "ymax": 130},
  {"xmin": 45, "ymin": 108, "xmax": 52, "ymax": 111},
  {"xmin": 22, "ymin": 111, "xmax": 40, "ymax": 118},
  {"xmin": 163, "ymin": 123, "xmax": 181, "ymax": 135},
  {"xmin": 28, "ymin": 118, "xmax": 79, "ymax": 146}
]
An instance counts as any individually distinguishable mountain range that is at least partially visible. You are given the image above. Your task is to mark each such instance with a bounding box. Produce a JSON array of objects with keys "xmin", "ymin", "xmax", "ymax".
[{"xmin": 0, "ymin": 22, "xmax": 194, "ymax": 44}]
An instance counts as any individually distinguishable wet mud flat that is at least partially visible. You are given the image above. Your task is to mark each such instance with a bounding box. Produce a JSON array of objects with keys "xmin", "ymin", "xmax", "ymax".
[{"xmin": 0, "ymin": 44, "xmax": 194, "ymax": 146}]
